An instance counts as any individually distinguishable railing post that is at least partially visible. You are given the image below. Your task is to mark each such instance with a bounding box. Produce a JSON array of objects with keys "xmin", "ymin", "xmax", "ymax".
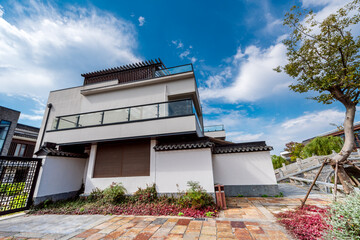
[
  {"xmin": 100, "ymin": 112, "xmax": 104, "ymax": 124},
  {"xmin": 157, "ymin": 104, "xmax": 160, "ymax": 118},
  {"xmin": 76, "ymin": 116, "xmax": 80, "ymax": 128},
  {"xmin": 127, "ymin": 108, "xmax": 131, "ymax": 121},
  {"xmin": 55, "ymin": 117, "xmax": 60, "ymax": 130}
]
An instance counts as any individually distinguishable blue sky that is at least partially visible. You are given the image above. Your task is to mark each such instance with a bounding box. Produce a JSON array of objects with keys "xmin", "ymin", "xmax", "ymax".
[{"xmin": 0, "ymin": 0, "xmax": 358, "ymax": 154}]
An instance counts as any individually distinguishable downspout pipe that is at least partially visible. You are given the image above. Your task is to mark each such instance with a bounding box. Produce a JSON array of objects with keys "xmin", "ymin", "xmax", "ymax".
[{"xmin": 39, "ymin": 103, "xmax": 52, "ymax": 149}]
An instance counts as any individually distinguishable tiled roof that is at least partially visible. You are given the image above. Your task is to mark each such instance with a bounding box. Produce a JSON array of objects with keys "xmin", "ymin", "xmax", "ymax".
[
  {"xmin": 154, "ymin": 137, "xmax": 272, "ymax": 153},
  {"xmin": 35, "ymin": 147, "xmax": 88, "ymax": 158},
  {"xmin": 154, "ymin": 138, "xmax": 215, "ymax": 151},
  {"xmin": 16, "ymin": 123, "xmax": 40, "ymax": 133},
  {"xmin": 213, "ymin": 141, "xmax": 273, "ymax": 154},
  {"xmin": 13, "ymin": 132, "xmax": 38, "ymax": 140}
]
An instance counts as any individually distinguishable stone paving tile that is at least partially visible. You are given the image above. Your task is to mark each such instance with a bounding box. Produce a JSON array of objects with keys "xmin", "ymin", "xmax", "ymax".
[
  {"xmin": 170, "ymin": 225, "xmax": 187, "ymax": 235},
  {"xmin": 233, "ymin": 228, "xmax": 253, "ymax": 240},
  {"xmin": 103, "ymin": 229, "xmax": 126, "ymax": 240},
  {"xmin": 230, "ymin": 221, "xmax": 245, "ymax": 229},
  {"xmin": 199, "ymin": 236, "xmax": 216, "ymax": 240},
  {"xmin": 85, "ymin": 233, "xmax": 106, "ymax": 240},
  {"xmin": 143, "ymin": 224, "xmax": 161, "ymax": 233},
  {"xmin": 134, "ymin": 232, "xmax": 153, "ymax": 240},
  {"xmin": 0, "ymin": 196, "xmax": 333, "ymax": 240},
  {"xmin": 165, "ymin": 233, "xmax": 183, "ymax": 240},
  {"xmin": 15, "ymin": 232, "xmax": 47, "ymax": 238},
  {"xmin": 75, "ymin": 229, "xmax": 100, "ymax": 238},
  {"xmin": 176, "ymin": 219, "xmax": 191, "ymax": 226},
  {"xmin": 122, "ymin": 228, "xmax": 143, "ymax": 238},
  {"xmin": 200, "ymin": 226, "xmax": 216, "ymax": 236},
  {"xmin": 151, "ymin": 218, "xmax": 168, "ymax": 225}
]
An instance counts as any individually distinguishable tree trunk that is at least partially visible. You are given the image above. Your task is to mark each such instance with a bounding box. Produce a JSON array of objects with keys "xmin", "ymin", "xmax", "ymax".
[
  {"xmin": 337, "ymin": 165, "xmax": 354, "ymax": 194},
  {"xmin": 330, "ymin": 104, "xmax": 356, "ymax": 194}
]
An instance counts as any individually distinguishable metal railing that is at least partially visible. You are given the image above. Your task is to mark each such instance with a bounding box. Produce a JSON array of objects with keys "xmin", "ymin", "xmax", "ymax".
[
  {"xmin": 51, "ymin": 99, "xmax": 201, "ymax": 131},
  {"xmin": 204, "ymin": 125, "xmax": 225, "ymax": 132},
  {"xmin": 154, "ymin": 64, "xmax": 193, "ymax": 78}
]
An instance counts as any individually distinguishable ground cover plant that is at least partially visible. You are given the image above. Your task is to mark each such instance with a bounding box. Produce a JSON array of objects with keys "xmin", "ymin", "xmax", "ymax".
[
  {"xmin": 276, "ymin": 205, "xmax": 329, "ymax": 240},
  {"xmin": 30, "ymin": 182, "xmax": 218, "ymax": 218},
  {"xmin": 324, "ymin": 192, "xmax": 360, "ymax": 239}
]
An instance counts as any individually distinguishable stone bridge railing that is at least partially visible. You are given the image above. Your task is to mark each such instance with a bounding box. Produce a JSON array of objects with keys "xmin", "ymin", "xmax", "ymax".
[{"xmin": 275, "ymin": 151, "xmax": 360, "ymax": 182}]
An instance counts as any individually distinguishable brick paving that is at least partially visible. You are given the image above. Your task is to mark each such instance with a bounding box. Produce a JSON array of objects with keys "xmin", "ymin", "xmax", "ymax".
[{"xmin": 0, "ymin": 196, "xmax": 331, "ymax": 240}]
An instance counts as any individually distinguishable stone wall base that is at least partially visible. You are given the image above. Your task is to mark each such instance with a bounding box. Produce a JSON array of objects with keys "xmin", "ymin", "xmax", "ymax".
[
  {"xmin": 33, "ymin": 191, "xmax": 79, "ymax": 205},
  {"xmin": 224, "ymin": 184, "xmax": 279, "ymax": 197}
]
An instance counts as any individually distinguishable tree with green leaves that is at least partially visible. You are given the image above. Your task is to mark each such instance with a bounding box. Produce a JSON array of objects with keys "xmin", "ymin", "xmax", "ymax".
[
  {"xmin": 275, "ymin": 0, "xmax": 360, "ymax": 193},
  {"xmin": 271, "ymin": 155, "xmax": 288, "ymax": 169},
  {"xmin": 301, "ymin": 136, "xmax": 344, "ymax": 158},
  {"xmin": 284, "ymin": 141, "xmax": 304, "ymax": 162}
]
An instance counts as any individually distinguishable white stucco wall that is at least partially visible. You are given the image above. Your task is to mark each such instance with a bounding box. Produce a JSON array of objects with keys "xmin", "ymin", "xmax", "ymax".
[
  {"xmin": 155, "ymin": 148, "xmax": 215, "ymax": 193},
  {"xmin": 213, "ymin": 151, "xmax": 277, "ymax": 185},
  {"xmin": 84, "ymin": 140, "xmax": 157, "ymax": 194},
  {"xmin": 35, "ymin": 73, "xmax": 200, "ymax": 150},
  {"xmin": 43, "ymin": 116, "xmax": 197, "ymax": 145},
  {"xmin": 34, "ymin": 156, "xmax": 87, "ymax": 198}
]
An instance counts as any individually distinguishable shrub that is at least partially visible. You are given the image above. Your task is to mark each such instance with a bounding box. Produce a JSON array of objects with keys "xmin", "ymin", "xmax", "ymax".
[
  {"xmin": 178, "ymin": 181, "xmax": 214, "ymax": 209},
  {"xmin": 133, "ymin": 184, "xmax": 157, "ymax": 203},
  {"xmin": 103, "ymin": 182, "xmax": 127, "ymax": 204},
  {"xmin": 88, "ymin": 188, "xmax": 104, "ymax": 202},
  {"xmin": 324, "ymin": 192, "xmax": 360, "ymax": 239}
]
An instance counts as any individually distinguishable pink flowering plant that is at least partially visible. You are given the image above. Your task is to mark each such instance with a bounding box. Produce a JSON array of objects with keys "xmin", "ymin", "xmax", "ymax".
[{"xmin": 276, "ymin": 205, "xmax": 329, "ymax": 240}]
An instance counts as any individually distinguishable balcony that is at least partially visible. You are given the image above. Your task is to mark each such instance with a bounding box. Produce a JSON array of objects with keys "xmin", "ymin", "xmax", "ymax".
[
  {"xmin": 204, "ymin": 125, "xmax": 226, "ymax": 140},
  {"xmin": 204, "ymin": 125, "xmax": 224, "ymax": 132},
  {"xmin": 154, "ymin": 64, "xmax": 193, "ymax": 78},
  {"xmin": 50, "ymin": 99, "xmax": 202, "ymax": 131}
]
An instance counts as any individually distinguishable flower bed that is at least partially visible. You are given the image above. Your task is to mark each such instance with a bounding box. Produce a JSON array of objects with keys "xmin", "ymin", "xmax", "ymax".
[
  {"xmin": 276, "ymin": 205, "xmax": 329, "ymax": 240},
  {"xmin": 30, "ymin": 182, "xmax": 218, "ymax": 218},
  {"xmin": 31, "ymin": 201, "xmax": 217, "ymax": 218}
]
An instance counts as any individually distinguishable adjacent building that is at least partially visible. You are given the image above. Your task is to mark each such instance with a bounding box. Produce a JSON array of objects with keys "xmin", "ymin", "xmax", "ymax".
[
  {"xmin": 0, "ymin": 106, "xmax": 39, "ymax": 157},
  {"xmin": 33, "ymin": 59, "xmax": 278, "ymax": 203},
  {"xmin": 303, "ymin": 122, "xmax": 360, "ymax": 149}
]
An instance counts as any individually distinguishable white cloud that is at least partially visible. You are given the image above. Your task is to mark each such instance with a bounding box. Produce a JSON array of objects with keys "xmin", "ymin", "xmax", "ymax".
[
  {"xmin": 0, "ymin": 1, "xmax": 140, "ymax": 98},
  {"xmin": 171, "ymin": 40, "xmax": 183, "ymax": 48},
  {"xmin": 227, "ymin": 132, "xmax": 264, "ymax": 142},
  {"xmin": 265, "ymin": 109, "xmax": 345, "ymax": 153},
  {"xmin": 0, "ymin": 5, "xmax": 3, "ymax": 17},
  {"xmin": 179, "ymin": 49, "xmax": 190, "ymax": 59},
  {"xmin": 302, "ymin": 0, "xmax": 349, "ymax": 8},
  {"xmin": 190, "ymin": 57, "xmax": 197, "ymax": 63},
  {"xmin": 138, "ymin": 16, "xmax": 145, "ymax": 26},
  {"xmin": 171, "ymin": 40, "xmax": 198, "ymax": 63},
  {"xmin": 20, "ymin": 113, "xmax": 43, "ymax": 121},
  {"xmin": 203, "ymin": 105, "xmax": 346, "ymax": 154},
  {"xmin": 200, "ymin": 43, "xmax": 291, "ymax": 102}
]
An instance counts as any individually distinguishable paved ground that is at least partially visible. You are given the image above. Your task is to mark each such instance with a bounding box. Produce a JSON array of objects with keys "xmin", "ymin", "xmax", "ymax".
[
  {"xmin": 0, "ymin": 194, "xmax": 330, "ymax": 240},
  {"xmin": 277, "ymin": 183, "xmax": 329, "ymax": 198}
]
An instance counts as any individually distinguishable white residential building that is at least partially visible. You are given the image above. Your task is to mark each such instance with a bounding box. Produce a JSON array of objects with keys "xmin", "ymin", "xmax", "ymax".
[{"xmin": 33, "ymin": 59, "xmax": 278, "ymax": 203}]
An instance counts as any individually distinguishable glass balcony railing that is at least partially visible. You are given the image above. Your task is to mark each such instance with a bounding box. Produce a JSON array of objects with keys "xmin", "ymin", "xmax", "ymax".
[
  {"xmin": 51, "ymin": 99, "xmax": 201, "ymax": 131},
  {"xmin": 154, "ymin": 64, "xmax": 193, "ymax": 78},
  {"xmin": 204, "ymin": 125, "xmax": 225, "ymax": 132}
]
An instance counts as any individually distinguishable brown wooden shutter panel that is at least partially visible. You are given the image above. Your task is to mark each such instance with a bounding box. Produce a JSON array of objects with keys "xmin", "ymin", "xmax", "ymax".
[{"xmin": 93, "ymin": 140, "xmax": 150, "ymax": 178}]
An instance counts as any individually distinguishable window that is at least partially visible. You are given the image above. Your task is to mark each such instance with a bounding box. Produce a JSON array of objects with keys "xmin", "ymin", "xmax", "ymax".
[
  {"xmin": 0, "ymin": 120, "xmax": 11, "ymax": 154},
  {"xmin": 93, "ymin": 140, "xmax": 150, "ymax": 178},
  {"xmin": 14, "ymin": 144, "xmax": 27, "ymax": 157}
]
